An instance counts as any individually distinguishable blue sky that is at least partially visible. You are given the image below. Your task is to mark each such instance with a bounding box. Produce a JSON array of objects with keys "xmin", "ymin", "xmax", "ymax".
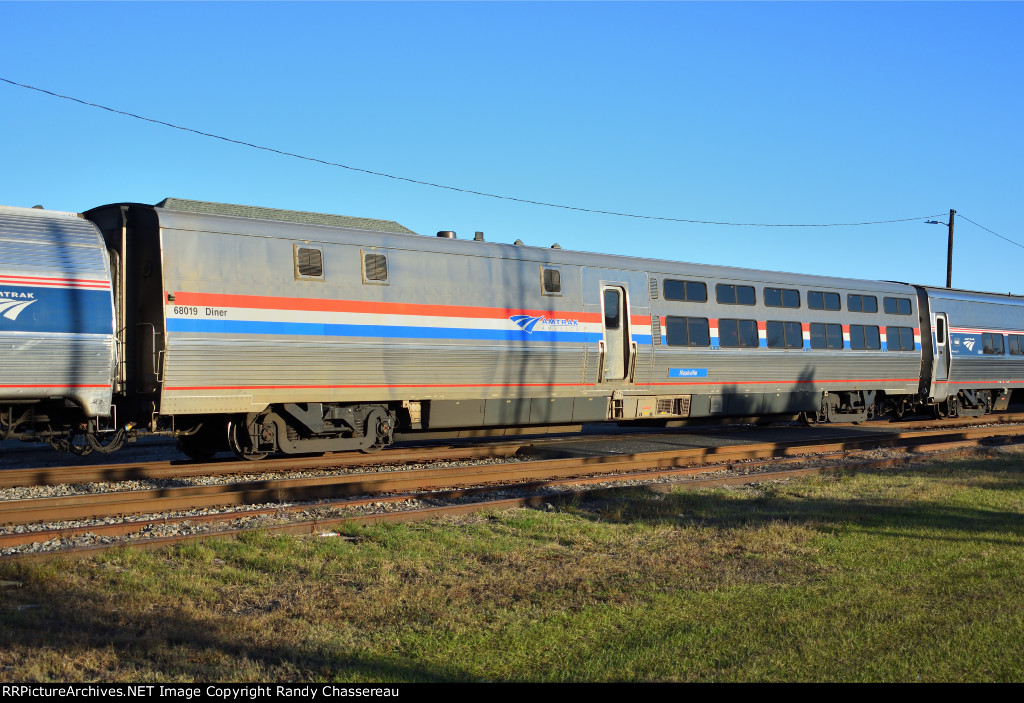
[{"xmin": 2, "ymin": 1, "xmax": 1021, "ymax": 293}]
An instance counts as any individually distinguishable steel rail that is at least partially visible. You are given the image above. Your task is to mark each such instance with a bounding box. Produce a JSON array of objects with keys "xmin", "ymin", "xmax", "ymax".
[
  {"xmin": 2, "ymin": 430, "xmax": 1004, "ymax": 551},
  {"xmin": 3, "ymin": 413, "xmax": 1023, "ymax": 490},
  {"xmin": 3, "ymin": 425, "xmax": 1022, "ymax": 528},
  {"xmin": 6, "ymin": 440, "xmax": 1013, "ymax": 563}
]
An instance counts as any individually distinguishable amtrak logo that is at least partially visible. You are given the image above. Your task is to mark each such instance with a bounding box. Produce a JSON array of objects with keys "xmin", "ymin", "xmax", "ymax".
[
  {"xmin": 0, "ymin": 296, "xmax": 36, "ymax": 321},
  {"xmin": 510, "ymin": 315, "xmax": 545, "ymax": 333},
  {"xmin": 964, "ymin": 338, "xmax": 976, "ymax": 352},
  {"xmin": 509, "ymin": 314, "xmax": 581, "ymax": 333}
]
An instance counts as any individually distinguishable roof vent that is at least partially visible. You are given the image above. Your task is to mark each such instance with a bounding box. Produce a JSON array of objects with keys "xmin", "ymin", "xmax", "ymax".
[
  {"xmin": 437, "ymin": 231, "xmax": 456, "ymax": 239},
  {"xmin": 514, "ymin": 239, "xmax": 524, "ymax": 246},
  {"xmin": 474, "ymin": 231, "xmax": 484, "ymax": 241},
  {"xmin": 551, "ymin": 243, "xmax": 561, "ymax": 249}
]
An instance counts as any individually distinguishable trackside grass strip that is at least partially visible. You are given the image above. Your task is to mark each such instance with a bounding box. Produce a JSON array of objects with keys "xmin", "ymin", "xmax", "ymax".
[{"xmin": 1, "ymin": 453, "xmax": 1023, "ymax": 682}]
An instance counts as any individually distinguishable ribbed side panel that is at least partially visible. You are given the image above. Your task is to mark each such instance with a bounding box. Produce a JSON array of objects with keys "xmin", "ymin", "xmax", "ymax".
[
  {"xmin": 0, "ymin": 335, "xmax": 114, "ymax": 415},
  {"xmin": 0, "ymin": 212, "xmax": 109, "ymax": 278},
  {"xmin": 651, "ymin": 351, "xmax": 920, "ymax": 392},
  {"xmin": 948, "ymin": 358, "xmax": 1024, "ymax": 387},
  {"xmin": 161, "ymin": 338, "xmax": 589, "ymax": 411}
]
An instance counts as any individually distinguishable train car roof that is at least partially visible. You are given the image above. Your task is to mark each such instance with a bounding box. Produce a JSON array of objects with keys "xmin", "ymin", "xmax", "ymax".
[
  {"xmin": 98, "ymin": 198, "xmax": 922, "ymax": 295},
  {"xmin": 921, "ymin": 285, "xmax": 1024, "ymax": 306},
  {"xmin": 155, "ymin": 198, "xmax": 417, "ymax": 236}
]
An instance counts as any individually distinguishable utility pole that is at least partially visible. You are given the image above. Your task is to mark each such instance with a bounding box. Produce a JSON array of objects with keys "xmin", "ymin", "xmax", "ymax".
[{"xmin": 946, "ymin": 209, "xmax": 956, "ymax": 288}]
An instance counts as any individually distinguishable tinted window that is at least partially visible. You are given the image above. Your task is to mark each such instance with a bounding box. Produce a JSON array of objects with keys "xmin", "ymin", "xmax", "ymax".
[
  {"xmin": 719, "ymin": 319, "xmax": 759, "ymax": 348},
  {"xmin": 886, "ymin": 326, "xmax": 915, "ymax": 351},
  {"xmin": 296, "ymin": 247, "xmax": 324, "ymax": 278},
  {"xmin": 716, "ymin": 284, "xmax": 756, "ymax": 306},
  {"xmin": 808, "ymin": 291, "xmax": 841, "ymax": 311},
  {"xmin": 364, "ymin": 253, "xmax": 388, "ymax": 282},
  {"xmin": 810, "ymin": 323, "xmax": 844, "ymax": 350},
  {"xmin": 542, "ymin": 268, "xmax": 561, "ymax": 294},
  {"xmin": 764, "ymin": 287, "xmax": 800, "ymax": 308},
  {"xmin": 848, "ymin": 294, "xmax": 878, "ymax": 313},
  {"xmin": 850, "ymin": 325, "xmax": 881, "ymax": 350},
  {"xmin": 1010, "ymin": 335, "xmax": 1024, "ymax": 355},
  {"xmin": 766, "ymin": 321, "xmax": 803, "ymax": 349},
  {"xmin": 884, "ymin": 297, "xmax": 912, "ymax": 315},
  {"xmin": 603, "ymin": 290, "xmax": 620, "ymax": 330},
  {"xmin": 983, "ymin": 333, "xmax": 1005, "ymax": 355},
  {"xmin": 664, "ymin": 279, "xmax": 707, "ymax": 302},
  {"xmin": 665, "ymin": 316, "xmax": 710, "ymax": 347}
]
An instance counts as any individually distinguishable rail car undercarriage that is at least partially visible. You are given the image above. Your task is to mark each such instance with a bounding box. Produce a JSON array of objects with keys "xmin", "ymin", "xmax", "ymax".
[{"xmin": 4, "ymin": 388, "xmax": 1015, "ymax": 460}]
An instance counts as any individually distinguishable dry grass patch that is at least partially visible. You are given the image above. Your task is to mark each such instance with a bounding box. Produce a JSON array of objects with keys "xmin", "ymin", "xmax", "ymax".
[{"xmin": 1, "ymin": 454, "xmax": 1023, "ymax": 681}]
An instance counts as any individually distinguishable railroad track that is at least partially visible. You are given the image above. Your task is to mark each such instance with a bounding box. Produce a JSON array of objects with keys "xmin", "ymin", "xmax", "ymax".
[
  {"xmin": 3, "ymin": 421, "xmax": 1024, "ymax": 560},
  {"xmin": 4, "ymin": 411, "xmax": 1024, "ymax": 490}
]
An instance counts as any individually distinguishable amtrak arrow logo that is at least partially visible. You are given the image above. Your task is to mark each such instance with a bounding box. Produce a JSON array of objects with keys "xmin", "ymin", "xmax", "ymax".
[
  {"xmin": 509, "ymin": 314, "xmax": 544, "ymax": 333},
  {"xmin": 0, "ymin": 297, "xmax": 36, "ymax": 321}
]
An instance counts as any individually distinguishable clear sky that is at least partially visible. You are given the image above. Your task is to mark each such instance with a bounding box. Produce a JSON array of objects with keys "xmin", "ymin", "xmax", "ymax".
[{"xmin": 2, "ymin": 1, "xmax": 1021, "ymax": 294}]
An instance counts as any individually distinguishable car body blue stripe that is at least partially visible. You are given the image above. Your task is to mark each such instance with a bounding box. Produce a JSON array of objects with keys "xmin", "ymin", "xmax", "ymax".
[
  {"xmin": 0, "ymin": 287, "xmax": 113, "ymax": 335},
  {"xmin": 166, "ymin": 318, "xmax": 604, "ymax": 343}
]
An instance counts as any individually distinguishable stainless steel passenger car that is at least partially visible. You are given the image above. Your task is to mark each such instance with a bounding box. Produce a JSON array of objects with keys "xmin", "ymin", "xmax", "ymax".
[
  {"xmin": 918, "ymin": 286, "xmax": 1024, "ymax": 416},
  {"xmin": 82, "ymin": 199, "xmax": 937, "ymax": 457},
  {"xmin": 4, "ymin": 196, "xmax": 1021, "ymax": 458},
  {"xmin": 0, "ymin": 205, "xmax": 116, "ymax": 444}
]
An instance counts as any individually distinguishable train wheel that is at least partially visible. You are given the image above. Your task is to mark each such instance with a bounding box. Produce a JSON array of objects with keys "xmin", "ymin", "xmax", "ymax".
[
  {"xmin": 177, "ymin": 435, "xmax": 220, "ymax": 461},
  {"xmin": 227, "ymin": 419, "xmax": 269, "ymax": 461}
]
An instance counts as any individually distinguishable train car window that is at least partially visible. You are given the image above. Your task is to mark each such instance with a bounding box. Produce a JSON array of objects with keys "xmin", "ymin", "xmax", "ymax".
[
  {"xmin": 1009, "ymin": 335, "xmax": 1024, "ymax": 355},
  {"xmin": 719, "ymin": 319, "xmax": 759, "ymax": 348},
  {"xmin": 810, "ymin": 323, "xmax": 843, "ymax": 350},
  {"xmin": 847, "ymin": 294, "xmax": 878, "ymax": 313},
  {"xmin": 716, "ymin": 284, "xmax": 755, "ymax": 305},
  {"xmin": 542, "ymin": 267, "xmax": 562, "ymax": 295},
  {"xmin": 884, "ymin": 297, "xmax": 912, "ymax": 315},
  {"xmin": 665, "ymin": 316, "xmax": 710, "ymax": 347},
  {"xmin": 850, "ymin": 325, "xmax": 881, "ymax": 350},
  {"xmin": 936, "ymin": 318, "xmax": 945, "ymax": 344},
  {"xmin": 663, "ymin": 279, "xmax": 707, "ymax": 302},
  {"xmin": 808, "ymin": 291, "xmax": 841, "ymax": 311},
  {"xmin": 363, "ymin": 253, "xmax": 389, "ymax": 283},
  {"xmin": 764, "ymin": 287, "xmax": 800, "ymax": 308},
  {"xmin": 766, "ymin": 321, "xmax": 803, "ymax": 349},
  {"xmin": 886, "ymin": 326, "xmax": 915, "ymax": 351},
  {"xmin": 295, "ymin": 246, "xmax": 325, "ymax": 279},
  {"xmin": 983, "ymin": 333, "xmax": 1005, "ymax": 355},
  {"xmin": 603, "ymin": 289, "xmax": 621, "ymax": 330}
]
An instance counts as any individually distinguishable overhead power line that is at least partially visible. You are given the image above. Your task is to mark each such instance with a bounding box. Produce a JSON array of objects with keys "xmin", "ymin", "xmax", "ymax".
[
  {"xmin": 3, "ymin": 76, "xmax": 944, "ymax": 227},
  {"xmin": 957, "ymin": 214, "xmax": 1024, "ymax": 251}
]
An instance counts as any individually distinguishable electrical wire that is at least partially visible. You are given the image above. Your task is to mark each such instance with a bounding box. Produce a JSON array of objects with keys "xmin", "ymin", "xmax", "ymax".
[
  {"xmin": 2, "ymin": 76, "xmax": 945, "ymax": 227},
  {"xmin": 957, "ymin": 214, "xmax": 1024, "ymax": 251}
]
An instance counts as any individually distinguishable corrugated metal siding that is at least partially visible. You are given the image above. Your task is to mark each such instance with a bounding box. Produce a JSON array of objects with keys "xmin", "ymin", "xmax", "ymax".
[
  {"xmin": 0, "ymin": 335, "xmax": 114, "ymax": 415},
  {"xmin": 161, "ymin": 339, "xmax": 589, "ymax": 412},
  {"xmin": 0, "ymin": 210, "xmax": 109, "ymax": 278},
  {"xmin": 651, "ymin": 350, "xmax": 920, "ymax": 393},
  {"xmin": 0, "ymin": 208, "xmax": 115, "ymax": 416}
]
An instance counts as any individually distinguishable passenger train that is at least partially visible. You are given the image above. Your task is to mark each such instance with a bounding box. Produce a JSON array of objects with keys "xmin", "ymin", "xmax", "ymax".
[{"xmin": 1, "ymin": 198, "xmax": 1022, "ymax": 460}]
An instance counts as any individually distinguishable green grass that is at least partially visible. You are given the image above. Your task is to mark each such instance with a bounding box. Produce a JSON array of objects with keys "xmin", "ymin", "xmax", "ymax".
[{"xmin": 2, "ymin": 454, "xmax": 1023, "ymax": 682}]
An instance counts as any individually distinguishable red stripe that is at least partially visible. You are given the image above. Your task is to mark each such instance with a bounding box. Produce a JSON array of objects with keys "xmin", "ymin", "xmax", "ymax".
[
  {"xmin": 0, "ymin": 274, "xmax": 109, "ymax": 289},
  {"xmin": 0, "ymin": 384, "xmax": 110, "ymax": 389},
  {"xmin": 950, "ymin": 327, "xmax": 1024, "ymax": 335},
  {"xmin": 170, "ymin": 291, "xmax": 604, "ymax": 322},
  {"xmin": 650, "ymin": 377, "xmax": 920, "ymax": 387},
  {"xmin": 164, "ymin": 382, "xmax": 586, "ymax": 391},
  {"xmin": 936, "ymin": 380, "xmax": 1024, "ymax": 384}
]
